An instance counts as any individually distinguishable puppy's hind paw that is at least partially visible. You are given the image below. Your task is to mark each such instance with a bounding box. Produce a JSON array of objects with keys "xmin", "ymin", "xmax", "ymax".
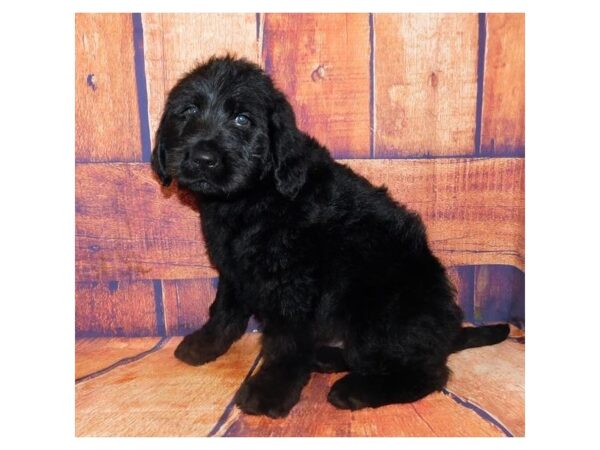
[{"xmin": 327, "ymin": 374, "xmax": 370, "ymax": 411}]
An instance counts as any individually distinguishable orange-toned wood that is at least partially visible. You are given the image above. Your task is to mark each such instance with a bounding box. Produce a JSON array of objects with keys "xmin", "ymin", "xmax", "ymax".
[
  {"xmin": 76, "ymin": 281, "xmax": 158, "ymax": 336},
  {"xmin": 448, "ymin": 340, "xmax": 525, "ymax": 436},
  {"xmin": 344, "ymin": 158, "xmax": 525, "ymax": 270},
  {"xmin": 220, "ymin": 374, "xmax": 505, "ymax": 436},
  {"xmin": 76, "ymin": 158, "xmax": 523, "ymax": 281},
  {"xmin": 262, "ymin": 13, "xmax": 371, "ymax": 158},
  {"xmin": 508, "ymin": 323, "xmax": 525, "ymax": 340},
  {"xmin": 481, "ymin": 14, "xmax": 525, "ymax": 155},
  {"xmin": 162, "ymin": 278, "xmax": 217, "ymax": 336},
  {"xmin": 374, "ymin": 13, "xmax": 479, "ymax": 156},
  {"xmin": 75, "ymin": 163, "xmax": 215, "ymax": 281},
  {"xmin": 75, "ymin": 14, "xmax": 141, "ymax": 161},
  {"xmin": 74, "ymin": 333, "xmax": 523, "ymax": 436},
  {"xmin": 76, "ymin": 337, "xmax": 161, "ymax": 379},
  {"xmin": 75, "ymin": 334, "xmax": 261, "ymax": 437},
  {"xmin": 142, "ymin": 13, "xmax": 259, "ymax": 149},
  {"xmin": 447, "ymin": 267, "xmax": 475, "ymax": 322}
]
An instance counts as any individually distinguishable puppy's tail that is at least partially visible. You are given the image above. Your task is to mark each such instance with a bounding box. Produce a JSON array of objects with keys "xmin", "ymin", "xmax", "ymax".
[{"xmin": 452, "ymin": 324, "xmax": 510, "ymax": 353}]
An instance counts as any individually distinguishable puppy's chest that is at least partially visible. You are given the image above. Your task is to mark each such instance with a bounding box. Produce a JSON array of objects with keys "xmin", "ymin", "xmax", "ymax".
[
  {"xmin": 203, "ymin": 213, "xmax": 297, "ymax": 278},
  {"xmin": 234, "ymin": 224, "xmax": 295, "ymax": 275}
]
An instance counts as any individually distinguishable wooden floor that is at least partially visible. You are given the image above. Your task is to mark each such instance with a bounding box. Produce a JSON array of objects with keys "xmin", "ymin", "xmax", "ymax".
[{"xmin": 75, "ymin": 331, "xmax": 524, "ymax": 437}]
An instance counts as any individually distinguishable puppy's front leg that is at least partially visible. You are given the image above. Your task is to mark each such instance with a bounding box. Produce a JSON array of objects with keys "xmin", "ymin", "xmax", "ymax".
[
  {"xmin": 175, "ymin": 278, "xmax": 249, "ymax": 366},
  {"xmin": 235, "ymin": 330, "xmax": 312, "ymax": 418}
]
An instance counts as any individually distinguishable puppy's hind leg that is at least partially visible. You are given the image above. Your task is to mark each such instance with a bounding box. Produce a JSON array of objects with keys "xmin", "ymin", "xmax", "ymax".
[
  {"xmin": 327, "ymin": 288, "xmax": 458, "ymax": 410},
  {"xmin": 327, "ymin": 364, "xmax": 449, "ymax": 410}
]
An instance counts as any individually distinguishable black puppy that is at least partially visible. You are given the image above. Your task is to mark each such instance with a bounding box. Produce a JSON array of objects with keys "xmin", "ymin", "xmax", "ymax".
[{"xmin": 151, "ymin": 55, "xmax": 509, "ymax": 418}]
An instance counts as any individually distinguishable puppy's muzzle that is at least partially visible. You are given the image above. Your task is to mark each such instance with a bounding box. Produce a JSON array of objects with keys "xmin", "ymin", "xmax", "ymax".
[
  {"xmin": 181, "ymin": 148, "xmax": 221, "ymax": 174},
  {"xmin": 188, "ymin": 151, "xmax": 220, "ymax": 169}
]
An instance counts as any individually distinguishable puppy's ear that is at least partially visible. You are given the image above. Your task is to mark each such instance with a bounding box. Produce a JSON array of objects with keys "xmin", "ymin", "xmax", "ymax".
[
  {"xmin": 269, "ymin": 93, "xmax": 308, "ymax": 199},
  {"xmin": 151, "ymin": 116, "xmax": 172, "ymax": 187}
]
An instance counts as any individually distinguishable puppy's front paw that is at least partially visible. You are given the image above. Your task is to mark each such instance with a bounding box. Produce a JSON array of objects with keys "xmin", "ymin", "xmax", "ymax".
[
  {"xmin": 234, "ymin": 382, "xmax": 291, "ymax": 418},
  {"xmin": 234, "ymin": 370, "xmax": 306, "ymax": 419},
  {"xmin": 174, "ymin": 333, "xmax": 223, "ymax": 366}
]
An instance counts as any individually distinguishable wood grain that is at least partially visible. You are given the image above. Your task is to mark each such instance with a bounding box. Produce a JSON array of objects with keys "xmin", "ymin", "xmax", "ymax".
[
  {"xmin": 76, "ymin": 281, "xmax": 157, "ymax": 337},
  {"xmin": 374, "ymin": 13, "xmax": 479, "ymax": 157},
  {"xmin": 481, "ymin": 13, "xmax": 525, "ymax": 155},
  {"xmin": 142, "ymin": 13, "xmax": 259, "ymax": 150},
  {"xmin": 448, "ymin": 339, "xmax": 525, "ymax": 436},
  {"xmin": 75, "ymin": 334, "xmax": 261, "ymax": 436},
  {"xmin": 262, "ymin": 13, "xmax": 371, "ymax": 158},
  {"xmin": 447, "ymin": 266, "xmax": 475, "ymax": 324},
  {"xmin": 74, "ymin": 335, "xmax": 523, "ymax": 436},
  {"xmin": 75, "ymin": 158, "xmax": 523, "ymax": 281},
  {"xmin": 75, "ymin": 163, "xmax": 215, "ymax": 281},
  {"xmin": 75, "ymin": 337, "xmax": 161, "ymax": 379},
  {"xmin": 474, "ymin": 265, "xmax": 525, "ymax": 326},
  {"xmin": 162, "ymin": 278, "xmax": 217, "ymax": 336},
  {"xmin": 344, "ymin": 158, "xmax": 525, "ymax": 270},
  {"xmin": 75, "ymin": 14, "xmax": 141, "ymax": 161},
  {"xmin": 221, "ymin": 374, "xmax": 506, "ymax": 437}
]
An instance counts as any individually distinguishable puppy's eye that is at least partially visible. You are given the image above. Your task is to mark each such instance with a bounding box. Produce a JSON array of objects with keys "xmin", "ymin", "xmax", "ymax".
[
  {"xmin": 181, "ymin": 105, "xmax": 199, "ymax": 116},
  {"xmin": 234, "ymin": 113, "xmax": 251, "ymax": 127}
]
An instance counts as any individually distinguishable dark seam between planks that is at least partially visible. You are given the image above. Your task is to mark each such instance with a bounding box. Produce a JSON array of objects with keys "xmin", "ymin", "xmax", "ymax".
[
  {"xmin": 357, "ymin": 152, "xmax": 526, "ymax": 160},
  {"xmin": 442, "ymin": 387, "xmax": 514, "ymax": 437},
  {"xmin": 132, "ymin": 13, "xmax": 152, "ymax": 162},
  {"xmin": 256, "ymin": 13, "xmax": 264, "ymax": 65},
  {"xmin": 474, "ymin": 13, "xmax": 487, "ymax": 156},
  {"xmin": 75, "ymin": 337, "xmax": 170, "ymax": 384},
  {"xmin": 472, "ymin": 263, "xmax": 479, "ymax": 325},
  {"xmin": 207, "ymin": 350, "xmax": 263, "ymax": 437},
  {"xmin": 152, "ymin": 280, "xmax": 167, "ymax": 337},
  {"xmin": 255, "ymin": 13, "xmax": 260, "ymax": 43},
  {"xmin": 368, "ymin": 12, "xmax": 375, "ymax": 159},
  {"xmin": 261, "ymin": 14, "xmax": 270, "ymax": 73}
]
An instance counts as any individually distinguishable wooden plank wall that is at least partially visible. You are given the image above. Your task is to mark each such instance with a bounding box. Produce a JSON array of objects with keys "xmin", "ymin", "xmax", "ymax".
[{"xmin": 75, "ymin": 13, "xmax": 525, "ymax": 337}]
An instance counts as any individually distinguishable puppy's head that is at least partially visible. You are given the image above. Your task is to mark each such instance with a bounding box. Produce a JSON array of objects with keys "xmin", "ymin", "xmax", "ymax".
[{"xmin": 152, "ymin": 56, "xmax": 306, "ymax": 198}]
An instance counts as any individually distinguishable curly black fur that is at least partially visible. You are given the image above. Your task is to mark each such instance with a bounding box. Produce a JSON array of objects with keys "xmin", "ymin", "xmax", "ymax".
[{"xmin": 151, "ymin": 56, "xmax": 509, "ymax": 418}]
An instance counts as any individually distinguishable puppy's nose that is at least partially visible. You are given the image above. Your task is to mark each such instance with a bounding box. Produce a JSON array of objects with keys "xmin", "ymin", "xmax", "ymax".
[{"xmin": 191, "ymin": 152, "xmax": 219, "ymax": 169}]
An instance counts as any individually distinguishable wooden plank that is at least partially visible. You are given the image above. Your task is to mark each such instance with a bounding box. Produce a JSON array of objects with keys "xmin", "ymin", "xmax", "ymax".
[
  {"xmin": 474, "ymin": 265, "xmax": 525, "ymax": 326},
  {"xmin": 481, "ymin": 14, "xmax": 525, "ymax": 155},
  {"xmin": 76, "ymin": 334, "xmax": 261, "ymax": 436},
  {"xmin": 221, "ymin": 372, "xmax": 504, "ymax": 436},
  {"xmin": 262, "ymin": 13, "xmax": 371, "ymax": 158},
  {"xmin": 374, "ymin": 13, "xmax": 479, "ymax": 157},
  {"xmin": 76, "ymin": 337, "xmax": 161, "ymax": 379},
  {"xmin": 448, "ymin": 340, "xmax": 525, "ymax": 436},
  {"xmin": 76, "ymin": 281, "xmax": 157, "ymax": 337},
  {"xmin": 75, "ymin": 159, "xmax": 523, "ymax": 281},
  {"xmin": 75, "ymin": 163, "xmax": 215, "ymax": 281},
  {"xmin": 75, "ymin": 13, "xmax": 141, "ymax": 161},
  {"xmin": 142, "ymin": 13, "xmax": 259, "ymax": 150},
  {"xmin": 447, "ymin": 266, "xmax": 475, "ymax": 324},
  {"xmin": 162, "ymin": 278, "xmax": 217, "ymax": 336},
  {"xmin": 344, "ymin": 158, "xmax": 525, "ymax": 270}
]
